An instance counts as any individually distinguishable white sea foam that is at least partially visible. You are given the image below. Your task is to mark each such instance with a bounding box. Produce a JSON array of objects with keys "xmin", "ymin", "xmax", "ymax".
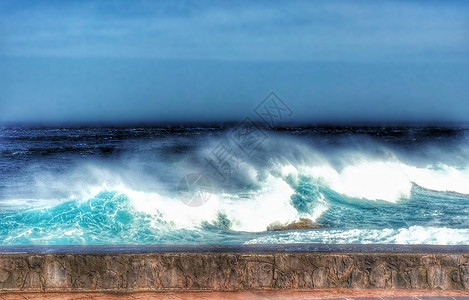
[
  {"xmin": 121, "ymin": 174, "xmax": 299, "ymax": 232},
  {"xmin": 285, "ymin": 161, "xmax": 412, "ymax": 203},
  {"xmin": 278, "ymin": 157, "xmax": 469, "ymax": 203},
  {"xmin": 244, "ymin": 226, "xmax": 469, "ymax": 245},
  {"xmin": 405, "ymin": 164, "xmax": 469, "ymax": 195},
  {"xmin": 218, "ymin": 175, "xmax": 298, "ymax": 232}
]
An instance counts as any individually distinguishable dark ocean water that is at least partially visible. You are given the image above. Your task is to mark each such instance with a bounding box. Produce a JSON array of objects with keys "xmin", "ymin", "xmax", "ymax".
[{"xmin": 1, "ymin": 125, "xmax": 469, "ymax": 245}]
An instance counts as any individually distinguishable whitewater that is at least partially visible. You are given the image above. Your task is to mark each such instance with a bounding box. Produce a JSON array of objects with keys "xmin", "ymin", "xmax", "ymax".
[{"xmin": 0, "ymin": 126, "xmax": 468, "ymax": 245}]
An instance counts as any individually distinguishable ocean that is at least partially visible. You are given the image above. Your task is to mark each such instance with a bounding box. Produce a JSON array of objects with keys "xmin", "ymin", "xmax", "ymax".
[{"xmin": 1, "ymin": 125, "xmax": 469, "ymax": 245}]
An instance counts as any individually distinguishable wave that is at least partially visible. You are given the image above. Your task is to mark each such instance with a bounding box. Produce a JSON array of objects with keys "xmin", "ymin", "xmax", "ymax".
[
  {"xmin": 277, "ymin": 161, "xmax": 469, "ymax": 203},
  {"xmin": 1, "ymin": 129, "xmax": 469, "ymax": 244},
  {"xmin": 244, "ymin": 226, "xmax": 469, "ymax": 245},
  {"xmin": 0, "ymin": 191, "xmax": 221, "ymax": 245}
]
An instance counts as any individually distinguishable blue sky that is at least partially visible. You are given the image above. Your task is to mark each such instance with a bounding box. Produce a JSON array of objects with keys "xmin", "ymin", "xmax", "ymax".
[{"xmin": 1, "ymin": 0, "xmax": 469, "ymax": 123}]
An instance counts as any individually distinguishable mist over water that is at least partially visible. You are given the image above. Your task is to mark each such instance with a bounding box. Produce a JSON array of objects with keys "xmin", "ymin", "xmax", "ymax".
[{"xmin": 1, "ymin": 125, "xmax": 469, "ymax": 245}]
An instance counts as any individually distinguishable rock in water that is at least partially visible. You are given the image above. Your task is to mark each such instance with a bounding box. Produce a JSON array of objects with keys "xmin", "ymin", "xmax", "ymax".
[{"xmin": 267, "ymin": 218, "xmax": 325, "ymax": 231}]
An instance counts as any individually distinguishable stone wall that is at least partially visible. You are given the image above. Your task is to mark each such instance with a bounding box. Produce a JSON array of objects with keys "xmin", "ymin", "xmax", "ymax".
[{"xmin": 1, "ymin": 246, "xmax": 469, "ymax": 291}]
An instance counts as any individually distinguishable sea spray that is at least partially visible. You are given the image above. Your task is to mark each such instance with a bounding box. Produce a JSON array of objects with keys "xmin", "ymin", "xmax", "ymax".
[{"xmin": 1, "ymin": 126, "xmax": 469, "ymax": 245}]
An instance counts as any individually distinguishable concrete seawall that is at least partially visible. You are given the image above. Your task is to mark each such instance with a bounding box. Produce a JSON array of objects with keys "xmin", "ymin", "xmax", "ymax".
[{"xmin": 1, "ymin": 244, "xmax": 469, "ymax": 292}]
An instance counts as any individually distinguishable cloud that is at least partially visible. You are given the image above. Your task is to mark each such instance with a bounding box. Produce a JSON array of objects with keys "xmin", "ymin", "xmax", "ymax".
[{"xmin": 0, "ymin": 0, "xmax": 468, "ymax": 61}]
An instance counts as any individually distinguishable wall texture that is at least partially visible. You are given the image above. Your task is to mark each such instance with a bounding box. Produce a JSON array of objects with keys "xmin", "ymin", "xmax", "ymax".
[{"xmin": 1, "ymin": 249, "xmax": 469, "ymax": 291}]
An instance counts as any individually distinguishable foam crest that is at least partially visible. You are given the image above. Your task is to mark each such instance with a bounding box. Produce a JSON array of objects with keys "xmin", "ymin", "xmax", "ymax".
[
  {"xmin": 279, "ymin": 158, "xmax": 469, "ymax": 203},
  {"xmin": 123, "ymin": 174, "xmax": 300, "ymax": 232},
  {"xmin": 405, "ymin": 164, "xmax": 469, "ymax": 195},
  {"xmin": 218, "ymin": 175, "xmax": 298, "ymax": 232}
]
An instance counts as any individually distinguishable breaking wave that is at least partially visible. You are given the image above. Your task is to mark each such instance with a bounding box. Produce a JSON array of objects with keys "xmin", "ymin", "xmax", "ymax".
[{"xmin": 1, "ymin": 126, "xmax": 469, "ymax": 245}]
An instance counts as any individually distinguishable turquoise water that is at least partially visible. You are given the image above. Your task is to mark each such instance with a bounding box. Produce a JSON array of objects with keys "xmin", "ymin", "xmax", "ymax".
[
  {"xmin": 1, "ymin": 191, "xmax": 215, "ymax": 245},
  {"xmin": 2, "ymin": 179, "xmax": 469, "ymax": 245},
  {"xmin": 1, "ymin": 126, "xmax": 469, "ymax": 245}
]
